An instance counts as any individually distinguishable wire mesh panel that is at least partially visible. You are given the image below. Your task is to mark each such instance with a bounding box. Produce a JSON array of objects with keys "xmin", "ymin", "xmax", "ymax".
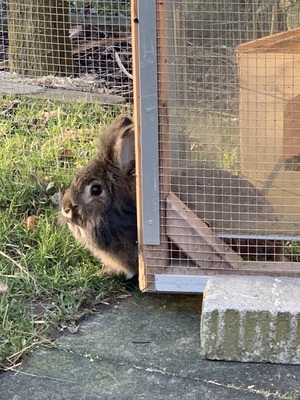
[
  {"xmin": 0, "ymin": 0, "xmax": 132, "ymax": 192},
  {"xmin": 133, "ymin": 0, "xmax": 300, "ymax": 292},
  {"xmin": 2, "ymin": 1, "xmax": 131, "ymax": 100},
  {"xmin": 0, "ymin": 2, "xmax": 132, "ymax": 290},
  {"xmin": 0, "ymin": 1, "xmax": 133, "ymax": 199}
]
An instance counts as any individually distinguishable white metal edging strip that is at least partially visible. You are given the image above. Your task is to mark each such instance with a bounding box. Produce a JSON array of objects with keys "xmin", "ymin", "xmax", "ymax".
[{"xmin": 155, "ymin": 275, "xmax": 212, "ymax": 293}]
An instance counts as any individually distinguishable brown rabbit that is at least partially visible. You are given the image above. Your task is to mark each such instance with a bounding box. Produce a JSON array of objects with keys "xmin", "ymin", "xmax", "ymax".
[
  {"xmin": 59, "ymin": 116, "xmax": 138, "ymax": 278},
  {"xmin": 59, "ymin": 115, "xmax": 285, "ymax": 277}
]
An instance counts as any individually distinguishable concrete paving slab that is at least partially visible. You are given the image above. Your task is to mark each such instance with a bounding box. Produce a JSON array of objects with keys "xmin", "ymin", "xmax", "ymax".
[
  {"xmin": 1, "ymin": 293, "xmax": 300, "ymax": 400},
  {"xmin": 201, "ymin": 275, "xmax": 300, "ymax": 364}
]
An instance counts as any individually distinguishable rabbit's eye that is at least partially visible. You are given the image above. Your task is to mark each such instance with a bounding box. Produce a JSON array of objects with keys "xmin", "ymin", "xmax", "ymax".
[{"xmin": 90, "ymin": 184, "xmax": 102, "ymax": 196}]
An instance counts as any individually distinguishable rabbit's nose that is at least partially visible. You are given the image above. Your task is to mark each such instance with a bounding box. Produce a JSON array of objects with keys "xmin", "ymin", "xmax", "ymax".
[{"xmin": 61, "ymin": 206, "xmax": 73, "ymax": 219}]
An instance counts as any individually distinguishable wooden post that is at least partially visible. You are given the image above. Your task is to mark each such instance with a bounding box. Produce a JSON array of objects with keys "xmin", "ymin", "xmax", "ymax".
[
  {"xmin": 157, "ymin": 0, "xmax": 171, "ymax": 201},
  {"xmin": 132, "ymin": 0, "xmax": 171, "ymax": 291},
  {"xmin": 131, "ymin": 0, "xmax": 147, "ymax": 290}
]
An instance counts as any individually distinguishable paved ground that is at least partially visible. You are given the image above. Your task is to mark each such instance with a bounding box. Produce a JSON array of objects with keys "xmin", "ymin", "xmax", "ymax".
[{"xmin": 1, "ymin": 292, "xmax": 300, "ymax": 400}]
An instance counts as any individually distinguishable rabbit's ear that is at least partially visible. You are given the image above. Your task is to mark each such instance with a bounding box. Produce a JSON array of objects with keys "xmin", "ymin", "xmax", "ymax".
[
  {"xmin": 110, "ymin": 115, "xmax": 133, "ymax": 131},
  {"xmin": 97, "ymin": 115, "xmax": 135, "ymax": 174},
  {"xmin": 115, "ymin": 126, "xmax": 135, "ymax": 174}
]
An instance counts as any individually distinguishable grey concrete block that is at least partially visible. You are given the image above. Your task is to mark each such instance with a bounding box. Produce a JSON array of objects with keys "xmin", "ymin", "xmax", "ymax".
[{"xmin": 200, "ymin": 275, "xmax": 300, "ymax": 364}]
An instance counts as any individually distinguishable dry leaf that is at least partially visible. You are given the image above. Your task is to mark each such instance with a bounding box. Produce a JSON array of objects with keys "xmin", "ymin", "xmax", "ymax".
[
  {"xmin": 50, "ymin": 192, "xmax": 60, "ymax": 206},
  {"xmin": 67, "ymin": 324, "xmax": 80, "ymax": 334},
  {"xmin": 44, "ymin": 175, "xmax": 54, "ymax": 182},
  {"xmin": 28, "ymin": 173, "xmax": 38, "ymax": 182},
  {"xmin": 25, "ymin": 215, "xmax": 37, "ymax": 231},
  {"xmin": 38, "ymin": 109, "xmax": 61, "ymax": 120},
  {"xmin": 46, "ymin": 181, "xmax": 55, "ymax": 192},
  {"xmin": 34, "ymin": 320, "xmax": 46, "ymax": 325},
  {"xmin": 0, "ymin": 282, "xmax": 8, "ymax": 294},
  {"xmin": 57, "ymin": 129, "xmax": 80, "ymax": 143},
  {"xmin": 59, "ymin": 148, "xmax": 74, "ymax": 159}
]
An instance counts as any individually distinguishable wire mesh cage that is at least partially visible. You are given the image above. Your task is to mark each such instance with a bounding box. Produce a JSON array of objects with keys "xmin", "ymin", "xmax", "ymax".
[
  {"xmin": 3, "ymin": 0, "xmax": 300, "ymax": 295},
  {"xmin": 0, "ymin": 1, "xmax": 133, "ymax": 190},
  {"xmin": 132, "ymin": 0, "xmax": 300, "ymax": 292}
]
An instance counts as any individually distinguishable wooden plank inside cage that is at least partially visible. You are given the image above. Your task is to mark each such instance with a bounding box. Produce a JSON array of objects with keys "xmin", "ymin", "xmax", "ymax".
[{"xmin": 166, "ymin": 192, "xmax": 243, "ymax": 269}]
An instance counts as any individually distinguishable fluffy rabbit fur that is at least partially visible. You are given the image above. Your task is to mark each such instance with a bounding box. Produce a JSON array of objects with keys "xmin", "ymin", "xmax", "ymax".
[
  {"xmin": 59, "ymin": 115, "xmax": 285, "ymax": 277},
  {"xmin": 59, "ymin": 116, "xmax": 138, "ymax": 278}
]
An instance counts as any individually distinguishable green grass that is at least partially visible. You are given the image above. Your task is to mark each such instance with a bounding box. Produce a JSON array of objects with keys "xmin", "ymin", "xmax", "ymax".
[
  {"xmin": 0, "ymin": 96, "xmax": 131, "ymax": 371},
  {"xmin": 187, "ymin": 110, "xmax": 240, "ymax": 174}
]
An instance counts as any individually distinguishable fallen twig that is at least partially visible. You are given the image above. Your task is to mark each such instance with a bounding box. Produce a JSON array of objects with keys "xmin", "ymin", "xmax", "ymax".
[
  {"xmin": 0, "ymin": 250, "xmax": 31, "ymax": 277},
  {"xmin": 114, "ymin": 51, "xmax": 133, "ymax": 80},
  {"xmin": 5, "ymin": 338, "xmax": 55, "ymax": 371},
  {"xmin": 0, "ymin": 60, "xmax": 9, "ymax": 70},
  {"xmin": 12, "ymin": 369, "xmax": 77, "ymax": 384},
  {"xmin": 72, "ymin": 36, "xmax": 131, "ymax": 54},
  {"xmin": 0, "ymin": 250, "xmax": 39, "ymax": 293}
]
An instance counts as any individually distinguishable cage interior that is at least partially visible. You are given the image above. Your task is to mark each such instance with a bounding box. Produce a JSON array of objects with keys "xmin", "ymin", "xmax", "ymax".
[{"xmin": 135, "ymin": 0, "xmax": 300, "ymax": 292}]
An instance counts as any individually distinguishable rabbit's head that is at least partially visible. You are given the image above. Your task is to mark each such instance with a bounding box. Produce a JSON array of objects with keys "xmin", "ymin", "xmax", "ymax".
[{"xmin": 59, "ymin": 115, "xmax": 138, "ymax": 277}]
